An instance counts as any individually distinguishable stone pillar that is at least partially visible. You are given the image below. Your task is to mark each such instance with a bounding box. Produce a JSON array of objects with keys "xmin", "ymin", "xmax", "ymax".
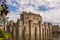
[
  {"xmin": 36, "ymin": 26, "xmax": 39, "ymax": 40},
  {"xmin": 35, "ymin": 27, "xmax": 37, "ymax": 40},
  {"xmin": 48, "ymin": 23, "xmax": 52, "ymax": 40},
  {"xmin": 11, "ymin": 25, "xmax": 15, "ymax": 40},
  {"xmin": 28, "ymin": 20, "xmax": 31, "ymax": 40},
  {"xmin": 22, "ymin": 26, "xmax": 26, "ymax": 40},
  {"xmin": 31, "ymin": 23, "xmax": 35, "ymax": 40},
  {"xmin": 44, "ymin": 22, "xmax": 46, "ymax": 40},
  {"xmin": 39, "ymin": 21, "xmax": 41, "ymax": 40},
  {"xmin": 19, "ymin": 25, "xmax": 23, "ymax": 40},
  {"xmin": 16, "ymin": 24, "xmax": 19, "ymax": 40},
  {"xmin": 6, "ymin": 24, "xmax": 11, "ymax": 40}
]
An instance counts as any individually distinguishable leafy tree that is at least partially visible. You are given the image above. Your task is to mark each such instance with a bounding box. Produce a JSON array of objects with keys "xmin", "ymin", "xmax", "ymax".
[
  {"xmin": 1, "ymin": 3, "xmax": 8, "ymax": 16},
  {"xmin": 0, "ymin": 0, "xmax": 9, "ymax": 31},
  {"xmin": 0, "ymin": 0, "xmax": 8, "ymax": 16},
  {"xmin": 0, "ymin": 0, "xmax": 10, "ymax": 40}
]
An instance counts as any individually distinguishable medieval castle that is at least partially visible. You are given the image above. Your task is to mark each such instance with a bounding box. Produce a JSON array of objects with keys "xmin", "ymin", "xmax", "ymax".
[{"xmin": 0, "ymin": 11, "xmax": 60, "ymax": 40}]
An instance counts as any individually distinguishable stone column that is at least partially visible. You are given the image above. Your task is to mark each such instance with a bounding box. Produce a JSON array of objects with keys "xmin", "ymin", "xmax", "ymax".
[
  {"xmin": 16, "ymin": 24, "xmax": 19, "ymax": 40},
  {"xmin": 28, "ymin": 20, "xmax": 31, "ymax": 40},
  {"xmin": 48, "ymin": 23, "xmax": 52, "ymax": 40},
  {"xmin": 22, "ymin": 26, "xmax": 26, "ymax": 40},
  {"xmin": 11, "ymin": 24, "xmax": 14, "ymax": 40},
  {"xmin": 35, "ymin": 27, "xmax": 37, "ymax": 40},
  {"xmin": 44, "ymin": 22, "xmax": 46, "ymax": 40},
  {"xmin": 38, "ymin": 21, "xmax": 41, "ymax": 40}
]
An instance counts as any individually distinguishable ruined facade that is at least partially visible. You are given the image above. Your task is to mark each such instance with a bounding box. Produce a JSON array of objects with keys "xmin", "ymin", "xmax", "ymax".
[
  {"xmin": 6, "ymin": 11, "xmax": 53, "ymax": 40},
  {"xmin": 0, "ymin": 11, "xmax": 60, "ymax": 40},
  {"xmin": 16, "ymin": 11, "xmax": 52, "ymax": 40},
  {"xmin": 41, "ymin": 22, "xmax": 52, "ymax": 40},
  {"xmin": 17, "ymin": 11, "xmax": 42, "ymax": 40},
  {"xmin": 6, "ymin": 21, "xmax": 16, "ymax": 40}
]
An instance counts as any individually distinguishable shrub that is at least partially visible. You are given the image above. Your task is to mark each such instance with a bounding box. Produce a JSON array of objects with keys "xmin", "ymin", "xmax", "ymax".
[{"xmin": 0, "ymin": 29, "xmax": 11, "ymax": 40}]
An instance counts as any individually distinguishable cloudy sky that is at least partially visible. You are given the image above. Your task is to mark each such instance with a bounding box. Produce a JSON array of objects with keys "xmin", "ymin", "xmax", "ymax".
[{"xmin": 3, "ymin": 0, "xmax": 60, "ymax": 24}]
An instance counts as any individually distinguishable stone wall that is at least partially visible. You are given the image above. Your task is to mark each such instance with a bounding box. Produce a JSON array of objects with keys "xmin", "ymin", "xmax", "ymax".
[{"xmin": 6, "ymin": 11, "xmax": 53, "ymax": 40}]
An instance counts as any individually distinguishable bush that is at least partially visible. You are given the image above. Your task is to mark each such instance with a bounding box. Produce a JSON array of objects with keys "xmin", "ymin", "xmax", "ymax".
[{"xmin": 0, "ymin": 29, "xmax": 11, "ymax": 40}]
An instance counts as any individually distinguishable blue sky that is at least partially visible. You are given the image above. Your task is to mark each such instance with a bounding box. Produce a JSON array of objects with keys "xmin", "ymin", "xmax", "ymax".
[{"xmin": 3, "ymin": 0, "xmax": 60, "ymax": 24}]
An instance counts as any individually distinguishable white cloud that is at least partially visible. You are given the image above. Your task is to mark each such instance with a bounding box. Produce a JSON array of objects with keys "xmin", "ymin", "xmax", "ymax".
[
  {"xmin": 11, "ymin": 3, "xmax": 17, "ymax": 7},
  {"xmin": 6, "ymin": 0, "xmax": 12, "ymax": 4},
  {"xmin": 6, "ymin": 11, "xmax": 20, "ymax": 22},
  {"xmin": 6, "ymin": 0, "xmax": 60, "ymax": 24}
]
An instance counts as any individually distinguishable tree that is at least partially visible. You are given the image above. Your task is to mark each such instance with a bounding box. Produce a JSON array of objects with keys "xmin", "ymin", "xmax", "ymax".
[
  {"xmin": 1, "ymin": 3, "xmax": 8, "ymax": 16},
  {"xmin": 0, "ymin": 14, "xmax": 9, "ymax": 31},
  {"xmin": 0, "ymin": 0, "xmax": 8, "ymax": 16},
  {"xmin": 0, "ymin": 0, "xmax": 9, "ymax": 31},
  {"xmin": 0, "ymin": 0, "xmax": 10, "ymax": 40}
]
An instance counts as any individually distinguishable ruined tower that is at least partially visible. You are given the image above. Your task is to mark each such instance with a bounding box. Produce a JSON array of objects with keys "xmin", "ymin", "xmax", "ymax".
[{"xmin": 18, "ymin": 11, "xmax": 42, "ymax": 40}]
